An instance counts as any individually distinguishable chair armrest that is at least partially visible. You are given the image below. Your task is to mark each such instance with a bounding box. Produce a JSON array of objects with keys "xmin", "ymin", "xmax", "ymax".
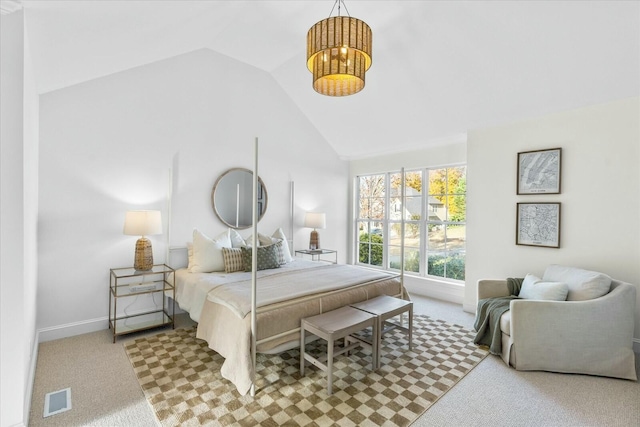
[{"xmin": 477, "ymin": 279, "xmax": 510, "ymax": 300}]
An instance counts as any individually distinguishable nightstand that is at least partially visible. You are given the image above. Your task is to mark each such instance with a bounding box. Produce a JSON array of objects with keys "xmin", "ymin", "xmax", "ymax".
[
  {"xmin": 109, "ymin": 264, "xmax": 175, "ymax": 343},
  {"xmin": 295, "ymin": 249, "xmax": 337, "ymax": 264}
]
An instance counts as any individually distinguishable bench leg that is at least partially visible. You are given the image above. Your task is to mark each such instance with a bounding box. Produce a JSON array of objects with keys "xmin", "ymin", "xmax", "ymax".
[
  {"xmin": 327, "ymin": 338, "xmax": 334, "ymax": 395},
  {"xmin": 373, "ymin": 319, "xmax": 379, "ymax": 370},
  {"xmin": 300, "ymin": 324, "xmax": 306, "ymax": 376},
  {"xmin": 408, "ymin": 306, "xmax": 413, "ymax": 351}
]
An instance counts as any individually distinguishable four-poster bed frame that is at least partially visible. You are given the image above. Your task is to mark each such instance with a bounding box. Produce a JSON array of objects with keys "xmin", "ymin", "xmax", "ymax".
[{"xmin": 246, "ymin": 138, "xmax": 407, "ymax": 396}]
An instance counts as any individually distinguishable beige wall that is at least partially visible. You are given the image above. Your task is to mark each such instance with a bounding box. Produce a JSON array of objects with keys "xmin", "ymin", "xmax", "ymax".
[{"xmin": 466, "ymin": 97, "xmax": 640, "ymax": 346}]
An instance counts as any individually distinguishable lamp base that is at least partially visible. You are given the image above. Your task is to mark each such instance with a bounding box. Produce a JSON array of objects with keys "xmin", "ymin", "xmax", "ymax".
[
  {"xmin": 134, "ymin": 237, "xmax": 153, "ymax": 271},
  {"xmin": 309, "ymin": 230, "xmax": 320, "ymax": 250}
]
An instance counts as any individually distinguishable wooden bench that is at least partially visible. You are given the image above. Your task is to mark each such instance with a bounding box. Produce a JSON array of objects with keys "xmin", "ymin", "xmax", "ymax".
[
  {"xmin": 299, "ymin": 306, "xmax": 378, "ymax": 395},
  {"xmin": 349, "ymin": 295, "xmax": 413, "ymax": 369}
]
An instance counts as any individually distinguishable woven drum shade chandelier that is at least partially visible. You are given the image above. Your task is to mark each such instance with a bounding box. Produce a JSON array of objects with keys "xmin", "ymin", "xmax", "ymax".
[{"xmin": 306, "ymin": 1, "xmax": 372, "ymax": 96}]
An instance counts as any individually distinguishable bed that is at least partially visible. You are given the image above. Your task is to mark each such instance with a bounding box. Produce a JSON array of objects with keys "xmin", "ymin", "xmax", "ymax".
[
  {"xmin": 167, "ymin": 139, "xmax": 410, "ymax": 396},
  {"xmin": 170, "ymin": 252, "xmax": 405, "ymax": 395}
]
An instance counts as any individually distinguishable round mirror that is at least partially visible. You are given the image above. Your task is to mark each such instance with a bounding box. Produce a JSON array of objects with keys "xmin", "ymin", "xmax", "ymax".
[{"xmin": 211, "ymin": 168, "xmax": 267, "ymax": 229}]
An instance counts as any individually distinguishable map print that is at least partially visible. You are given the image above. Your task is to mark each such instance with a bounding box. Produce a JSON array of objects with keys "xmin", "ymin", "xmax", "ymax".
[
  {"xmin": 518, "ymin": 149, "xmax": 560, "ymax": 194},
  {"xmin": 517, "ymin": 203, "xmax": 560, "ymax": 247}
]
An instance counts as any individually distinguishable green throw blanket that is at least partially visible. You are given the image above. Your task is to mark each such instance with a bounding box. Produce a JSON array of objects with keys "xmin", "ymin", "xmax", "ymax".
[{"xmin": 473, "ymin": 278, "xmax": 523, "ymax": 355}]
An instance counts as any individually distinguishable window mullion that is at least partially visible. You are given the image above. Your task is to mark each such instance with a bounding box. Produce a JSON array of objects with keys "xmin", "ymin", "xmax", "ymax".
[{"xmin": 383, "ymin": 172, "xmax": 390, "ymax": 269}]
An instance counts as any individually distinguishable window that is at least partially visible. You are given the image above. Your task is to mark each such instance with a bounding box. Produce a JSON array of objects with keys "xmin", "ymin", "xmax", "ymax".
[{"xmin": 356, "ymin": 166, "xmax": 466, "ymax": 281}]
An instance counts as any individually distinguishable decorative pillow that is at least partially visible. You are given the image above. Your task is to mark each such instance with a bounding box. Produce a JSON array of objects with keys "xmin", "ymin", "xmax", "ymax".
[
  {"xmin": 517, "ymin": 274, "xmax": 541, "ymax": 296},
  {"xmin": 272, "ymin": 228, "xmax": 294, "ymax": 263},
  {"xmin": 519, "ymin": 274, "xmax": 569, "ymax": 301},
  {"xmin": 542, "ymin": 265, "xmax": 611, "ymax": 301},
  {"xmin": 189, "ymin": 229, "xmax": 232, "ymax": 273},
  {"xmin": 221, "ymin": 247, "xmax": 244, "ymax": 273},
  {"xmin": 187, "ymin": 242, "xmax": 194, "ymax": 267},
  {"xmin": 258, "ymin": 233, "xmax": 274, "ymax": 246},
  {"xmin": 245, "ymin": 235, "xmax": 261, "ymax": 247},
  {"xmin": 229, "ymin": 229, "xmax": 246, "ymax": 248},
  {"xmin": 241, "ymin": 241, "xmax": 282, "ymax": 272}
]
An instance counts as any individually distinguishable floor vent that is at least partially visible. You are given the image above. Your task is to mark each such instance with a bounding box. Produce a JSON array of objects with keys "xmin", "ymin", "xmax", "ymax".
[{"xmin": 43, "ymin": 387, "xmax": 72, "ymax": 418}]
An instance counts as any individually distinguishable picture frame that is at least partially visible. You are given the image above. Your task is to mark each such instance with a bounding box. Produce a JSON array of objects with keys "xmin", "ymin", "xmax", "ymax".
[
  {"xmin": 517, "ymin": 148, "xmax": 562, "ymax": 194},
  {"xmin": 516, "ymin": 202, "xmax": 561, "ymax": 248}
]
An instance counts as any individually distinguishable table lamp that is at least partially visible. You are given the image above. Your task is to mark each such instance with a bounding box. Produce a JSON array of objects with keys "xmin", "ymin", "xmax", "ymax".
[
  {"xmin": 304, "ymin": 212, "xmax": 326, "ymax": 250},
  {"xmin": 123, "ymin": 210, "xmax": 162, "ymax": 271}
]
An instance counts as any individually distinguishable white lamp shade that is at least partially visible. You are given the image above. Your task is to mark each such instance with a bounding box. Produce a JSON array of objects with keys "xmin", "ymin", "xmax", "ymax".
[
  {"xmin": 304, "ymin": 212, "xmax": 326, "ymax": 229},
  {"xmin": 123, "ymin": 210, "xmax": 162, "ymax": 236}
]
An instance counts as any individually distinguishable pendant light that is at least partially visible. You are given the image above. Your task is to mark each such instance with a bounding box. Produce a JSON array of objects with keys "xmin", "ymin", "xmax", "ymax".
[{"xmin": 306, "ymin": 0, "xmax": 372, "ymax": 96}]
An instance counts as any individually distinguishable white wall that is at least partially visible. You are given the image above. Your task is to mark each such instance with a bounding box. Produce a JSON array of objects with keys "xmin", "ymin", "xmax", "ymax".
[
  {"xmin": 466, "ymin": 98, "xmax": 640, "ymax": 345},
  {"xmin": 1, "ymin": 10, "xmax": 39, "ymax": 427},
  {"xmin": 349, "ymin": 140, "xmax": 467, "ymax": 303},
  {"xmin": 37, "ymin": 48, "xmax": 348, "ymax": 339}
]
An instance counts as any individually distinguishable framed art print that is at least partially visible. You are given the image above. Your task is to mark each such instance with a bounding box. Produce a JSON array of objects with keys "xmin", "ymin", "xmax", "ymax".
[
  {"xmin": 517, "ymin": 148, "xmax": 562, "ymax": 194},
  {"xmin": 516, "ymin": 202, "xmax": 561, "ymax": 248}
]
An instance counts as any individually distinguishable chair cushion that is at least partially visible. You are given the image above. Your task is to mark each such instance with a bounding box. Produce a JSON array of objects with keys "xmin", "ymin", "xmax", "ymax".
[
  {"xmin": 518, "ymin": 274, "xmax": 568, "ymax": 301},
  {"xmin": 542, "ymin": 265, "xmax": 611, "ymax": 301}
]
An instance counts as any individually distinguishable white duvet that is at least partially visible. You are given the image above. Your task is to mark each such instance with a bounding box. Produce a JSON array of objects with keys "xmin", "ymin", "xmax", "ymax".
[{"xmin": 173, "ymin": 259, "xmax": 330, "ymax": 322}]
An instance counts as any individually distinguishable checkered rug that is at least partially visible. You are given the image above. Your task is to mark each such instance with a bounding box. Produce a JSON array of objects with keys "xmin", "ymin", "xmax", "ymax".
[{"xmin": 124, "ymin": 315, "xmax": 488, "ymax": 426}]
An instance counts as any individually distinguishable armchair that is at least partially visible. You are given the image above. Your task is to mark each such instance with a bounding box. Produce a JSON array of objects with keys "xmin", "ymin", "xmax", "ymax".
[{"xmin": 477, "ymin": 270, "xmax": 637, "ymax": 381}]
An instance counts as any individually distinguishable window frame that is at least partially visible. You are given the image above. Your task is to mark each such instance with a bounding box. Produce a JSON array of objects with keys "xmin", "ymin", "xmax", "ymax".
[{"xmin": 355, "ymin": 165, "xmax": 466, "ymax": 283}]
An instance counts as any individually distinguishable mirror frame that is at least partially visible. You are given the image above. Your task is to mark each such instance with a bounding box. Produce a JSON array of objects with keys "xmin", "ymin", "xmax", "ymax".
[{"xmin": 211, "ymin": 167, "xmax": 268, "ymax": 229}]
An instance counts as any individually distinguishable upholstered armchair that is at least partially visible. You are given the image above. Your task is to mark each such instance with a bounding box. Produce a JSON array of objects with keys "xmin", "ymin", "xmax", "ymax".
[{"xmin": 477, "ymin": 265, "xmax": 637, "ymax": 381}]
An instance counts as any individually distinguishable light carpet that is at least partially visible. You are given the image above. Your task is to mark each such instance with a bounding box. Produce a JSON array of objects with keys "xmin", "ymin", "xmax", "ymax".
[{"xmin": 124, "ymin": 315, "xmax": 488, "ymax": 426}]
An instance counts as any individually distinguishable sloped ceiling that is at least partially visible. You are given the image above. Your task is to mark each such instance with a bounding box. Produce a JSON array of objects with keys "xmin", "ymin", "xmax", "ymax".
[{"xmin": 22, "ymin": 0, "xmax": 640, "ymax": 159}]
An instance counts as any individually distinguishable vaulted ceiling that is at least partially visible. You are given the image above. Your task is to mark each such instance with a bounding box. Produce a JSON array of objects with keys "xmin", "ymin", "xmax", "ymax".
[{"xmin": 16, "ymin": 1, "xmax": 640, "ymax": 159}]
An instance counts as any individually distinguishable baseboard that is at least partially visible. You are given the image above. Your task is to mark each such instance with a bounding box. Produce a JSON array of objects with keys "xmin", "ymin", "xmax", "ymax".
[
  {"xmin": 462, "ymin": 302, "xmax": 476, "ymax": 314},
  {"xmin": 38, "ymin": 300, "xmax": 185, "ymax": 343},
  {"xmin": 24, "ymin": 334, "xmax": 39, "ymax": 427},
  {"xmin": 403, "ymin": 275, "xmax": 464, "ymax": 304},
  {"xmin": 38, "ymin": 316, "xmax": 109, "ymax": 343}
]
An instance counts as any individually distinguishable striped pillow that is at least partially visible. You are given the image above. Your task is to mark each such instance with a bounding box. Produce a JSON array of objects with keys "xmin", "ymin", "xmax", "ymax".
[{"xmin": 221, "ymin": 247, "xmax": 244, "ymax": 273}]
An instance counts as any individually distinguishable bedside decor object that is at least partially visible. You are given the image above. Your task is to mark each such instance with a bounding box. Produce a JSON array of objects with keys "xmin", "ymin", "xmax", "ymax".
[
  {"xmin": 123, "ymin": 210, "xmax": 163, "ymax": 271},
  {"xmin": 516, "ymin": 203, "xmax": 561, "ymax": 248},
  {"xmin": 307, "ymin": 0, "xmax": 372, "ymax": 96},
  {"xmin": 304, "ymin": 212, "xmax": 326, "ymax": 250},
  {"xmin": 517, "ymin": 148, "xmax": 562, "ymax": 194}
]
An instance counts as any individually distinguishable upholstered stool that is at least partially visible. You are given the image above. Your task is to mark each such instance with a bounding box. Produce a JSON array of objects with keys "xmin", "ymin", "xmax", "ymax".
[
  {"xmin": 349, "ymin": 295, "xmax": 413, "ymax": 369},
  {"xmin": 300, "ymin": 306, "xmax": 378, "ymax": 395}
]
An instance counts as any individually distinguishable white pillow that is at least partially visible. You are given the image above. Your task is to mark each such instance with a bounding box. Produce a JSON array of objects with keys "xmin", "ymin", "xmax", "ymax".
[
  {"xmin": 519, "ymin": 274, "xmax": 568, "ymax": 301},
  {"xmin": 272, "ymin": 228, "xmax": 293, "ymax": 263},
  {"xmin": 229, "ymin": 229, "xmax": 246, "ymax": 248},
  {"xmin": 189, "ymin": 229, "xmax": 232, "ymax": 273},
  {"xmin": 542, "ymin": 265, "xmax": 611, "ymax": 301},
  {"xmin": 245, "ymin": 234, "xmax": 261, "ymax": 247},
  {"xmin": 258, "ymin": 233, "xmax": 273, "ymax": 246},
  {"xmin": 187, "ymin": 242, "xmax": 193, "ymax": 267}
]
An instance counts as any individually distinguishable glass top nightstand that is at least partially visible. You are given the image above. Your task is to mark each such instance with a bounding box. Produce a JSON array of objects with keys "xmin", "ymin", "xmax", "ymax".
[
  {"xmin": 295, "ymin": 249, "xmax": 337, "ymax": 264},
  {"xmin": 109, "ymin": 264, "xmax": 175, "ymax": 342}
]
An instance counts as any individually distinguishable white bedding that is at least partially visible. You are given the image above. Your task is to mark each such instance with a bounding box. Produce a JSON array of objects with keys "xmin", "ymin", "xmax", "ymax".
[
  {"xmin": 208, "ymin": 264, "xmax": 398, "ymax": 318},
  {"xmin": 174, "ymin": 258, "xmax": 330, "ymax": 322}
]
